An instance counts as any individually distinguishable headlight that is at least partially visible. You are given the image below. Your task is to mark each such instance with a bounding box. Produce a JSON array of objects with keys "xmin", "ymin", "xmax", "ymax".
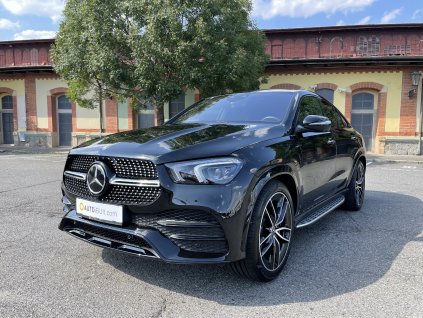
[{"xmin": 166, "ymin": 158, "xmax": 243, "ymax": 185}]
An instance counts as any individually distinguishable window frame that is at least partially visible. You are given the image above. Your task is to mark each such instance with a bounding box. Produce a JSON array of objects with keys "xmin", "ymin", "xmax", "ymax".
[
  {"xmin": 294, "ymin": 95, "xmax": 324, "ymax": 127},
  {"xmin": 351, "ymin": 91, "xmax": 378, "ymax": 150}
]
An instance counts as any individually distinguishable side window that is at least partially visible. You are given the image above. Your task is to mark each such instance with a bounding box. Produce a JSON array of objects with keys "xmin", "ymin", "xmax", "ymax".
[
  {"xmin": 296, "ymin": 96, "xmax": 323, "ymax": 125},
  {"xmin": 334, "ymin": 107, "xmax": 350, "ymax": 128},
  {"xmin": 320, "ymin": 99, "xmax": 339, "ymax": 129}
]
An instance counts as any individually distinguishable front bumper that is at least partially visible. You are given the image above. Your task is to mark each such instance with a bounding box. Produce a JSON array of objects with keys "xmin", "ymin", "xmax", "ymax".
[
  {"xmin": 59, "ymin": 176, "xmax": 253, "ymax": 263},
  {"xmin": 60, "ymin": 210, "xmax": 232, "ymax": 263}
]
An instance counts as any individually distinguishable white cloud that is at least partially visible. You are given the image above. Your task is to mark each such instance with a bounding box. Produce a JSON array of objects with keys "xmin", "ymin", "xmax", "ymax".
[
  {"xmin": 336, "ymin": 20, "xmax": 345, "ymax": 26},
  {"xmin": 0, "ymin": 0, "xmax": 64, "ymax": 22},
  {"xmin": 357, "ymin": 16, "xmax": 371, "ymax": 24},
  {"xmin": 380, "ymin": 8, "xmax": 402, "ymax": 23},
  {"xmin": 13, "ymin": 29, "xmax": 56, "ymax": 40},
  {"xmin": 412, "ymin": 9, "xmax": 423, "ymax": 20},
  {"xmin": 0, "ymin": 18, "xmax": 20, "ymax": 30},
  {"xmin": 252, "ymin": 0, "xmax": 375, "ymax": 19}
]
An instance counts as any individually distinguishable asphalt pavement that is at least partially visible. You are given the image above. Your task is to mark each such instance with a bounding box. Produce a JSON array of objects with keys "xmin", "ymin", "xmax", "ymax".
[{"xmin": 0, "ymin": 153, "xmax": 422, "ymax": 317}]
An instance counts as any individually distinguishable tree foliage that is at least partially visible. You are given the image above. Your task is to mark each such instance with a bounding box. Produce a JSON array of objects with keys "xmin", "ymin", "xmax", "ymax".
[{"xmin": 52, "ymin": 0, "xmax": 268, "ymax": 125}]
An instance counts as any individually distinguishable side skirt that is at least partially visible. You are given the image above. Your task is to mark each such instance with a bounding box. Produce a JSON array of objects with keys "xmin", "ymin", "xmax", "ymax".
[{"xmin": 296, "ymin": 195, "xmax": 345, "ymax": 228}]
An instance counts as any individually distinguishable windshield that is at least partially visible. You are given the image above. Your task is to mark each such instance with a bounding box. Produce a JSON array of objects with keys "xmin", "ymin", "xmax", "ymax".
[{"xmin": 170, "ymin": 91, "xmax": 294, "ymax": 125}]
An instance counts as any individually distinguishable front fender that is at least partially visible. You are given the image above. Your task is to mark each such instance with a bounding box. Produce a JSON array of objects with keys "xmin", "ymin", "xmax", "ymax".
[{"xmin": 239, "ymin": 162, "xmax": 300, "ymax": 252}]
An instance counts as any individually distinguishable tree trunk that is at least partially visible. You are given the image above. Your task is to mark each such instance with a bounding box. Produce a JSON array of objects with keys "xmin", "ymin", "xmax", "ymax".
[
  {"xmin": 156, "ymin": 102, "xmax": 165, "ymax": 126},
  {"xmin": 98, "ymin": 85, "xmax": 104, "ymax": 136}
]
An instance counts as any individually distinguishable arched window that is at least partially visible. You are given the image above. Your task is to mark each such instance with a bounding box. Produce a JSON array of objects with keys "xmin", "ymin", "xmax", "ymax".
[
  {"xmin": 57, "ymin": 95, "xmax": 72, "ymax": 110},
  {"xmin": 315, "ymin": 89, "xmax": 334, "ymax": 104},
  {"xmin": 1, "ymin": 95, "xmax": 14, "ymax": 144},
  {"xmin": 1, "ymin": 95, "xmax": 13, "ymax": 109},
  {"xmin": 56, "ymin": 95, "xmax": 72, "ymax": 146},
  {"xmin": 351, "ymin": 92, "xmax": 376, "ymax": 150}
]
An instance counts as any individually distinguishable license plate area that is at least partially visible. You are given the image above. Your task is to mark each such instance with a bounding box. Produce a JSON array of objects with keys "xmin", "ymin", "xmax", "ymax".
[{"xmin": 76, "ymin": 198, "xmax": 123, "ymax": 226}]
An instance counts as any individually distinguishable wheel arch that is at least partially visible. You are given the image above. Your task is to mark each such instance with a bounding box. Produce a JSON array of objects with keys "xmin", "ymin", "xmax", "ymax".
[
  {"xmin": 348, "ymin": 150, "xmax": 367, "ymax": 186},
  {"xmin": 248, "ymin": 164, "xmax": 300, "ymax": 217},
  {"xmin": 272, "ymin": 173, "xmax": 298, "ymax": 214},
  {"xmin": 240, "ymin": 163, "xmax": 300, "ymax": 252}
]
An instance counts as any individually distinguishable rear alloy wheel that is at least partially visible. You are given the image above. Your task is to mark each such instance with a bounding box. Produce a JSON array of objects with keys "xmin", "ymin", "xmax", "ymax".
[
  {"xmin": 230, "ymin": 181, "xmax": 294, "ymax": 281},
  {"xmin": 343, "ymin": 160, "xmax": 365, "ymax": 211}
]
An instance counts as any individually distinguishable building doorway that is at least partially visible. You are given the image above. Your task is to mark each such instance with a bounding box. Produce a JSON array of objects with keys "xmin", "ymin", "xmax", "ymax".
[
  {"xmin": 57, "ymin": 95, "xmax": 72, "ymax": 146},
  {"xmin": 351, "ymin": 92, "xmax": 376, "ymax": 151},
  {"xmin": 1, "ymin": 95, "xmax": 14, "ymax": 144}
]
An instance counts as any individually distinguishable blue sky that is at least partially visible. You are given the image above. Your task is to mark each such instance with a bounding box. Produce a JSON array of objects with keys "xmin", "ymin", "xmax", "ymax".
[{"xmin": 0, "ymin": 0, "xmax": 422, "ymax": 41}]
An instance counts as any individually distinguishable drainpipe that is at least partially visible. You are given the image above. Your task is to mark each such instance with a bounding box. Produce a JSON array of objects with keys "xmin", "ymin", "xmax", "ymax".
[{"xmin": 419, "ymin": 76, "xmax": 423, "ymax": 155}]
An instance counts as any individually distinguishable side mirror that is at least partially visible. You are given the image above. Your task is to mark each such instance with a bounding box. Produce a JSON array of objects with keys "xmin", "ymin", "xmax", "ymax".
[{"xmin": 296, "ymin": 115, "xmax": 331, "ymax": 133}]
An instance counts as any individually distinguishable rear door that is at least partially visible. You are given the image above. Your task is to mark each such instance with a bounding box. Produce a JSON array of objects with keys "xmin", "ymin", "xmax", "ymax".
[
  {"xmin": 320, "ymin": 99, "xmax": 358, "ymax": 191},
  {"xmin": 295, "ymin": 95, "xmax": 337, "ymax": 211}
]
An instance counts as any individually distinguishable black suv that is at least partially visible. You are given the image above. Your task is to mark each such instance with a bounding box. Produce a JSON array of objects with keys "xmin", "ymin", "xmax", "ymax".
[{"xmin": 59, "ymin": 90, "xmax": 366, "ymax": 281}]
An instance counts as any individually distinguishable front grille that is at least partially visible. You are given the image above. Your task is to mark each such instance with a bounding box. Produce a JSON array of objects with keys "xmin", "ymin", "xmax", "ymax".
[
  {"xmin": 64, "ymin": 155, "xmax": 161, "ymax": 205},
  {"xmin": 103, "ymin": 185, "xmax": 161, "ymax": 205},
  {"xmin": 66, "ymin": 155, "xmax": 158, "ymax": 179},
  {"xmin": 107, "ymin": 157, "xmax": 157, "ymax": 179},
  {"xmin": 68, "ymin": 155, "xmax": 97, "ymax": 172},
  {"xmin": 64, "ymin": 175, "xmax": 161, "ymax": 205},
  {"xmin": 132, "ymin": 209, "xmax": 228, "ymax": 255}
]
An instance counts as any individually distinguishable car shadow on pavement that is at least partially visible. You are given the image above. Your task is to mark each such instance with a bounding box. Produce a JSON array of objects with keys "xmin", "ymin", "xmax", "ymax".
[{"xmin": 101, "ymin": 190, "xmax": 422, "ymax": 306}]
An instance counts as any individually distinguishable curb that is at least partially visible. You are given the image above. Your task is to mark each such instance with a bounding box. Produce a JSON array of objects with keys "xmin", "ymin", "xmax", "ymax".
[{"xmin": 367, "ymin": 158, "xmax": 423, "ymax": 164}]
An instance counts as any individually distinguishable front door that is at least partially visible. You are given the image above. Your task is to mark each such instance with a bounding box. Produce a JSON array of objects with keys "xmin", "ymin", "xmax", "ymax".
[
  {"xmin": 295, "ymin": 95, "xmax": 337, "ymax": 210},
  {"xmin": 1, "ymin": 96, "xmax": 14, "ymax": 144},
  {"xmin": 57, "ymin": 95, "xmax": 72, "ymax": 146}
]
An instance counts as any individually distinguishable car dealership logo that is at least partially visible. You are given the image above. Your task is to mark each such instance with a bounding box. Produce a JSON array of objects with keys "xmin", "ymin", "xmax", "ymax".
[{"xmin": 87, "ymin": 163, "xmax": 107, "ymax": 195}]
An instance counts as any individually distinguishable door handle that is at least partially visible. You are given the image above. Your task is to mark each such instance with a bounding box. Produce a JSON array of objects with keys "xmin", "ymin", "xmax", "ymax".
[{"xmin": 327, "ymin": 138, "xmax": 335, "ymax": 145}]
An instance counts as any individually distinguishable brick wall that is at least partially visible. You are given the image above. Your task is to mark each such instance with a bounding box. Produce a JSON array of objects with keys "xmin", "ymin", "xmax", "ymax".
[
  {"xmin": 399, "ymin": 68, "xmax": 419, "ymax": 136},
  {"xmin": 24, "ymin": 75, "xmax": 37, "ymax": 131},
  {"xmin": 266, "ymin": 28, "xmax": 423, "ymax": 60}
]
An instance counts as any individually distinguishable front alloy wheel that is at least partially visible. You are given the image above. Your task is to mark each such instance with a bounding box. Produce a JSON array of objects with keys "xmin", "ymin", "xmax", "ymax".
[
  {"xmin": 230, "ymin": 180, "xmax": 294, "ymax": 281},
  {"xmin": 259, "ymin": 192, "xmax": 292, "ymax": 272}
]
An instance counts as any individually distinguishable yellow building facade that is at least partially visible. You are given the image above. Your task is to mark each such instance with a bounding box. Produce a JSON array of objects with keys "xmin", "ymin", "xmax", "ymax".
[{"xmin": 1, "ymin": 24, "xmax": 423, "ymax": 154}]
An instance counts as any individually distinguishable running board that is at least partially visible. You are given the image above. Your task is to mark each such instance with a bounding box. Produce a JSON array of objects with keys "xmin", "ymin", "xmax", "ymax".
[{"xmin": 296, "ymin": 196, "xmax": 345, "ymax": 228}]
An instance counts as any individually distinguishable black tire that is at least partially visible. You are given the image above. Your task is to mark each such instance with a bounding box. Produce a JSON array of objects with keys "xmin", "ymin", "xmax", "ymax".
[
  {"xmin": 230, "ymin": 180, "xmax": 294, "ymax": 282},
  {"xmin": 343, "ymin": 160, "xmax": 365, "ymax": 211}
]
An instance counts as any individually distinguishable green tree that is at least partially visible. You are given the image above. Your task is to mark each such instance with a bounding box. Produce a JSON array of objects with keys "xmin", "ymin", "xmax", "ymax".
[{"xmin": 52, "ymin": 0, "xmax": 268, "ymax": 129}]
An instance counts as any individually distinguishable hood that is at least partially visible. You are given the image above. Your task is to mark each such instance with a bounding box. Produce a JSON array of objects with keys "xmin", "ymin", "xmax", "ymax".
[{"xmin": 70, "ymin": 123, "xmax": 285, "ymax": 164}]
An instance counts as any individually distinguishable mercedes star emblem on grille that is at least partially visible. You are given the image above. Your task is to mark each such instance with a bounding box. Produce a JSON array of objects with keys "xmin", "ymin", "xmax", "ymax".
[{"xmin": 87, "ymin": 163, "xmax": 106, "ymax": 195}]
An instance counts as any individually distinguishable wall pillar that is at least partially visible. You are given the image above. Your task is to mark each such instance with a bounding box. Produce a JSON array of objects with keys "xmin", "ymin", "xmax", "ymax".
[
  {"xmin": 105, "ymin": 97, "xmax": 118, "ymax": 133},
  {"xmin": 24, "ymin": 76, "xmax": 37, "ymax": 131}
]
